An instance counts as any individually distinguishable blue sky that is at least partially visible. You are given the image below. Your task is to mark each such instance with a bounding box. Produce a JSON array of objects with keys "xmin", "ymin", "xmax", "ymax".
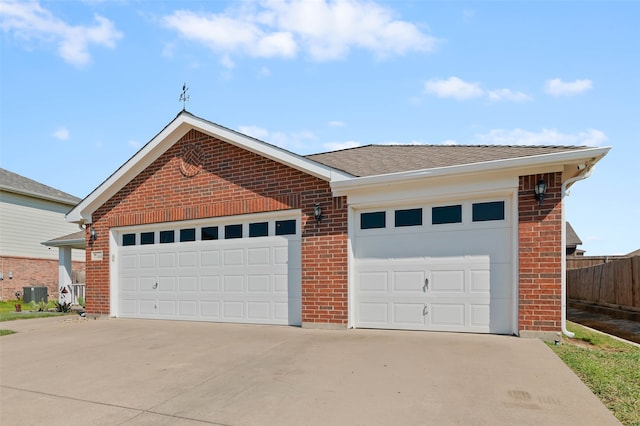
[{"xmin": 1, "ymin": 0, "xmax": 638, "ymax": 255}]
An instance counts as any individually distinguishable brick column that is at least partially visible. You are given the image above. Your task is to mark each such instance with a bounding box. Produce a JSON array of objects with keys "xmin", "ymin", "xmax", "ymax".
[{"xmin": 518, "ymin": 172, "xmax": 563, "ymax": 341}]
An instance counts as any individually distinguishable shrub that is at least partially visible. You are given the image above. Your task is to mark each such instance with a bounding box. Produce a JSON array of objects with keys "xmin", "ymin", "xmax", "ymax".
[{"xmin": 55, "ymin": 301, "xmax": 73, "ymax": 313}]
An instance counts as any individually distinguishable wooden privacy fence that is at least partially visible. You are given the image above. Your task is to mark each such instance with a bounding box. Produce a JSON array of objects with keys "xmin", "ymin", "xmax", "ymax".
[{"xmin": 567, "ymin": 256, "xmax": 640, "ymax": 312}]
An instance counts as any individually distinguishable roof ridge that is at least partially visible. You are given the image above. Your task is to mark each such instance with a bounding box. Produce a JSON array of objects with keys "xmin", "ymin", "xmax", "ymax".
[{"xmin": 0, "ymin": 168, "xmax": 80, "ymax": 204}]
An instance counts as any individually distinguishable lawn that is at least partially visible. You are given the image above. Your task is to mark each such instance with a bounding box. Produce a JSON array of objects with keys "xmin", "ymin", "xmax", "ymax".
[
  {"xmin": 549, "ymin": 322, "xmax": 640, "ymax": 426},
  {"xmin": 0, "ymin": 300, "xmax": 71, "ymax": 335}
]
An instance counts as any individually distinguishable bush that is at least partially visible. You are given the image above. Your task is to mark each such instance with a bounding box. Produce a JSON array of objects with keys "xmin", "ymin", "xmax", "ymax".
[
  {"xmin": 77, "ymin": 296, "xmax": 85, "ymax": 307},
  {"xmin": 55, "ymin": 302, "xmax": 72, "ymax": 313}
]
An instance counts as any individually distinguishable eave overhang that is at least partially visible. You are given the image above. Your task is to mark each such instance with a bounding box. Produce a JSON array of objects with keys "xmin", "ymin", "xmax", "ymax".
[{"xmin": 330, "ymin": 146, "xmax": 611, "ymax": 196}]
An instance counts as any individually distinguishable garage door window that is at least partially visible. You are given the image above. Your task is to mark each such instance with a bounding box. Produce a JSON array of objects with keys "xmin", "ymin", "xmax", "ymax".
[
  {"xmin": 140, "ymin": 232, "xmax": 155, "ymax": 245},
  {"xmin": 225, "ymin": 224, "xmax": 243, "ymax": 239},
  {"xmin": 160, "ymin": 230, "xmax": 175, "ymax": 244},
  {"xmin": 180, "ymin": 228, "xmax": 196, "ymax": 242},
  {"xmin": 122, "ymin": 233, "xmax": 136, "ymax": 246},
  {"xmin": 432, "ymin": 205, "xmax": 462, "ymax": 225},
  {"xmin": 472, "ymin": 201, "xmax": 505, "ymax": 222},
  {"xmin": 395, "ymin": 208, "xmax": 422, "ymax": 227},
  {"xmin": 275, "ymin": 219, "xmax": 296, "ymax": 235},
  {"xmin": 361, "ymin": 211, "xmax": 386, "ymax": 229},
  {"xmin": 249, "ymin": 222, "xmax": 269, "ymax": 237},
  {"xmin": 201, "ymin": 226, "xmax": 219, "ymax": 241}
]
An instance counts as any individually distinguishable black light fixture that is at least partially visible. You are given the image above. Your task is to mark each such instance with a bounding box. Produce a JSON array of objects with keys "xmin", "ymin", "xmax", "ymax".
[
  {"xmin": 90, "ymin": 227, "xmax": 98, "ymax": 242},
  {"xmin": 534, "ymin": 178, "xmax": 547, "ymax": 207},
  {"xmin": 314, "ymin": 203, "xmax": 323, "ymax": 223}
]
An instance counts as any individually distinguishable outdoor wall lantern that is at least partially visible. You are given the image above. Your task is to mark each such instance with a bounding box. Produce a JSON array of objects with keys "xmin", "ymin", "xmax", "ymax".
[
  {"xmin": 534, "ymin": 178, "xmax": 547, "ymax": 207},
  {"xmin": 314, "ymin": 203, "xmax": 323, "ymax": 223},
  {"xmin": 90, "ymin": 227, "xmax": 98, "ymax": 242}
]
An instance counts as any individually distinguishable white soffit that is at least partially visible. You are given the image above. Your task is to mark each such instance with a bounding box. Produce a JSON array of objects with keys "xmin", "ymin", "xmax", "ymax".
[{"xmin": 331, "ymin": 146, "xmax": 611, "ymax": 196}]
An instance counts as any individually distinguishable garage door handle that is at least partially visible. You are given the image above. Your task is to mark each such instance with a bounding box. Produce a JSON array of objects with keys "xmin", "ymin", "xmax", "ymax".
[
  {"xmin": 152, "ymin": 283, "xmax": 158, "ymax": 289},
  {"xmin": 423, "ymin": 278, "xmax": 429, "ymax": 292},
  {"xmin": 423, "ymin": 304, "xmax": 429, "ymax": 316}
]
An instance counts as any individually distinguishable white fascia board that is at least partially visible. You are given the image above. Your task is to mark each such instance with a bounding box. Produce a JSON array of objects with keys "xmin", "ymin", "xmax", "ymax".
[
  {"xmin": 331, "ymin": 146, "xmax": 611, "ymax": 196},
  {"xmin": 66, "ymin": 112, "xmax": 352, "ymax": 224}
]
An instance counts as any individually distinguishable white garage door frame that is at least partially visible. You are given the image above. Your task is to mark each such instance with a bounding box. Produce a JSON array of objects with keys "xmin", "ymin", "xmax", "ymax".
[
  {"xmin": 347, "ymin": 184, "xmax": 519, "ymax": 335},
  {"xmin": 108, "ymin": 210, "xmax": 302, "ymax": 325}
]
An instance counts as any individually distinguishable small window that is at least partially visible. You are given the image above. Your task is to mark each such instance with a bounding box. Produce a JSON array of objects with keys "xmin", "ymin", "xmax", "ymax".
[
  {"xmin": 249, "ymin": 222, "xmax": 268, "ymax": 237},
  {"xmin": 140, "ymin": 232, "xmax": 155, "ymax": 245},
  {"xmin": 361, "ymin": 211, "xmax": 386, "ymax": 229},
  {"xmin": 122, "ymin": 233, "xmax": 136, "ymax": 246},
  {"xmin": 201, "ymin": 226, "xmax": 219, "ymax": 241},
  {"xmin": 395, "ymin": 208, "xmax": 422, "ymax": 227},
  {"xmin": 275, "ymin": 220, "xmax": 296, "ymax": 236},
  {"xmin": 180, "ymin": 228, "xmax": 196, "ymax": 242},
  {"xmin": 160, "ymin": 230, "xmax": 174, "ymax": 244},
  {"xmin": 473, "ymin": 201, "xmax": 505, "ymax": 222},
  {"xmin": 225, "ymin": 224, "xmax": 243, "ymax": 239},
  {"xmin": 432, "ymin": 205, "xmax": 462, "ymax": 225}
]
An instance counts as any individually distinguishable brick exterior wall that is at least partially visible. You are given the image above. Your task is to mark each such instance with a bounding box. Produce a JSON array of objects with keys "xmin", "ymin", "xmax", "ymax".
[
  {"xmin": 86, "ymin": 129, "xmax": 348, "ymax": 325},
  {"xmin": 0, "ymin": 256, "xmax": 85, "ymax": 301},
  {"xmin": 518, "ymin": 172, "xmax": 563, "ymax": 335}
]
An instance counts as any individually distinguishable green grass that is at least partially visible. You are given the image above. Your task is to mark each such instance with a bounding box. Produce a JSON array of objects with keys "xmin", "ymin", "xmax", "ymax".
[
  {"xmin": 0, "ymin": 329, "xmax": 16, "ymax": 336},
  {"xmin": 549, "ymin": 322, "xmax": 640, "ymax": 426},
  {"xmin": 0, "ymin": 300, "xmax": 69, "ymax": 322}
]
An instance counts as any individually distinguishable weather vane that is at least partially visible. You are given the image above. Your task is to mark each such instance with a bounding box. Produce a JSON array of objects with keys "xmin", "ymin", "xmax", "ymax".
[{"xmin": 179, "ymin": 83, "xmax": 190, "ymax": 110}]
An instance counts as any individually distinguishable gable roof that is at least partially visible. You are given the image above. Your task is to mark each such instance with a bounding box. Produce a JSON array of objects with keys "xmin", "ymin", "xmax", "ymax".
[
  {"xmin": 66, "ymin": 111, "xmax": 352, "ymax": 224},
  {"xmin": 306, "ymin": 145, "xmax": 594, "ymax": 177},
  {"xmin": 0, "ymin": 168, "xmax": 80, "ymax": 205},
  {"xmin": 41, "ymin": 231, "xmax": 86, "ymax": 250}
]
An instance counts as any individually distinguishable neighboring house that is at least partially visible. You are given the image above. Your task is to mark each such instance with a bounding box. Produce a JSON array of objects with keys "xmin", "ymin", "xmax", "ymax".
[
  {"xmin": 0, "ymin": 168, "xmax": 85, "ymax": 301},
  {"xmin": 566, "ymin": 222, "xmax": 584, "ymax": 256},
  {"xmin": 66, "ymin": 111, "xmax": 610, "ymax": 341}
]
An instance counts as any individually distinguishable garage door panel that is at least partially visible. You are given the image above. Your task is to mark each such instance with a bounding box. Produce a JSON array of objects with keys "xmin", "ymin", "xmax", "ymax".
[
  {"xmin": 179, "ymin": 276, "xmax": 197, "ymax": 291},
  {"xmin": 247, "ymin": 302, "xmax": 270, "ymax": 320},
  {"xmin": 430, "ymin": 270, "xmax": 465, "ymax": 293},
  {"xmin": 201, "ymin": 276, "xmax": 220, "ymax": 291},
  {"xmin": 393, "ymin": 271, "xmax": 425, "ymax": 292},
  {"xmin": 248, "ymin": 247, "xmax": 270, "ymax": 265},
  {"xmin": 158, "ymin": 300, "xmax": 176, "ymax": 316},
  {"xmin": 470, "ymin": 270, "xmax": 491, "ymax": 292},
  {"xmin": 139, "ymin": 300, "xmax": 156, "ymax": 315},
  {"xmin": 139, "ymin": 254, "xmax": 156, "ymax": 268},
  {"xmin": 274, "ymin": 274, "xmax": 288, "ymax": 292},
  {"xmin": 470, "ymin": 304, "xmax": 490, "ymax": 327},
  {"xmin": 179, "ymin": 251, "xmax": 197, "ymax": 267},
  {"xmin": 158, "ymin": 253, "xmax": 176, "ymax": 268},
  {"xmin": 429, "ymin": 303, "xmax": 465, "ymax": 327},
  {"xmin": 359, "ymin": 302, "xmax": 389, "ymax": 325},
  {"xmin": 393, "ymin": 303, "xmax": 425, "ymax": 325},
  {"xmin": 201, "ymin": 250, "xmax": 220, "ymax": 266},
  {"xmin": 200, "ymin": 301, "xmax": 220, "ymax": 319},
  {"xmin": 248, "ymin": 275, "xmax": 270, "ymax": 292},
  {"xmin": 223, "ymin": 249, "xmax": 244, "ymax": 266},
  {"xmin": 223, "ymin": 301, "xmax": 244, "ymax": 319},
  {"xmin": 122, "ymin": 254, "xmax": 137, "ymax": 269},
  {"xmin": 158, "ymin": 277, "xmax": 175, "ymax": 291},
  {"xmin": 359, "ymin": 271, "xmax": 389, "ymax": 292},
  {"xmin": 223, "ymin": 276, "xmax": 244, "ymax": 292}
]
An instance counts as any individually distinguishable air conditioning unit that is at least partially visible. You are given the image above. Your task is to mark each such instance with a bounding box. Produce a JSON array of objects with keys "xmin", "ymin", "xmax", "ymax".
[{"xmin": 23, "ymin": 286, "xmax": 48, "ymax": 304}]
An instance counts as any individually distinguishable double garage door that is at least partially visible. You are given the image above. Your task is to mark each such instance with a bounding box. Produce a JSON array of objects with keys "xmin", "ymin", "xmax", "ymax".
[
  {"xmin": 353, "ymin": 198, "xmax": 514, "ymax": 334},
  {"xmin": 114, "ymin": 215, "xmax": 301, "ymax": 326}
]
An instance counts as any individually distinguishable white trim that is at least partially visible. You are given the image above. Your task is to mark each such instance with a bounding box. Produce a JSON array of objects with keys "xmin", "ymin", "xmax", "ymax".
[
  {"xmin": 331, "ymin": 147, "xmax": 610, "ymax": 196},
  {"xmin": 66, "ymin": 112, "xmax": 351, "ymax": 224},
  {"xmin": 511, "ymin": 187, "xmax": 519, "ymax": 336}
]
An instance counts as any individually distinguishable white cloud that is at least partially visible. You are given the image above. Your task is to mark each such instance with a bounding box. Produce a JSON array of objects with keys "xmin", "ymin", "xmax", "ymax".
[
  {"xmin": 258, "ymin": 66, "xmax": 271, "ymax": 77},
  {"xmin": 328, "ymin": 120, "xmax": 345, "ymax": 127},
  {"xmin": 487, "ymin": 88, "xmax": 532, "ymax": 102},
  {"xmin": 475, "ymin": 128, "xmax": 607, "ymax": 147},
  {"xmin": 424, "ymin": 76, "xmax": 483, "ymax": 100},
  {"xmin": 424, "ymin": 76, "xmax": 531, "ymax": 102},
  {"xmin": 162, "ymin": 0, "xmax": 437, "ymax": 62},
  {"xmin": 545, "ymin": 78, "xmax": 593, "ymax": 97},
  {"xmin": 0, "ymin": 0, "xmax": 123, "ymax": 67},
  {"xmin": 441, "ymin": 139, "xmax": 458, "ymax": 145},
  {"xmin": 52, "ymin": 127, "xmax": 69, "ymax": 140},
  {"xmin": 128, "ymin": 140, "xmax": 141, "ymax": 149},
  {"xmin": 220, "ymin": 54, "xmax": 235, "ymax": 69},
  {"xmin": 323, "ymin": 141, "xmax": 361, "ymax": 151}
]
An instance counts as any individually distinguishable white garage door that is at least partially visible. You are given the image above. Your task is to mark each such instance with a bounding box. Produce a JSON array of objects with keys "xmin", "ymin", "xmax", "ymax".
[
  {"xmin": 114, "ymin": 216, "xmax": 301, "ymax": 326},
  {"xmin": 354, "ymin": 199, "xmax": 513, "ymax": 334}
]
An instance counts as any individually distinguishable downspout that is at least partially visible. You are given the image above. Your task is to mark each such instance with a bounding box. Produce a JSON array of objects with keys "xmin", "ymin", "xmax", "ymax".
[{"xmin": 561, "ymin": 168, "xmax": 593, "ymax": 338}]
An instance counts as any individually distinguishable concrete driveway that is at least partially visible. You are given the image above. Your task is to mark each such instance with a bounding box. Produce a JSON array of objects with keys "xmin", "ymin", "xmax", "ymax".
[{"xmin": 1, "ymin": 317, "xmax": 620, "ymax": 426}]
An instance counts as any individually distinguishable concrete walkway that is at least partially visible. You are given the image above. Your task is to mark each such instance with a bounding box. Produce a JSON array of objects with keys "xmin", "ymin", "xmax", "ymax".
[{"xmin": 1, "ymin": 317, "xmax": 620, "ymax": 426}]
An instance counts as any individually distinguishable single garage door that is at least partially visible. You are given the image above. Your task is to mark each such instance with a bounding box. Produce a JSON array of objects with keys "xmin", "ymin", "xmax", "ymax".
[
  {"xmin": 115, "ymin": 216, "xmax": 301, "ymax": 325},
  {"xmin": 354, "ymin": 199, "xmax": 513, "ymax": 334}
]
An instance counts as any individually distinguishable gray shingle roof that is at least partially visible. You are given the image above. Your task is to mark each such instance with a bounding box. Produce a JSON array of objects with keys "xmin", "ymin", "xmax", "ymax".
[
  {"xmin": 0, "ymin": 168, "xmax": 80, "ymax": 205},
  {"xmin": 566, "ymin": 222, "xmax": 583, "ymax": 247},
  {"xmin": 305, "ymin": 144, "xmax": 589, "ymax": 177}
]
